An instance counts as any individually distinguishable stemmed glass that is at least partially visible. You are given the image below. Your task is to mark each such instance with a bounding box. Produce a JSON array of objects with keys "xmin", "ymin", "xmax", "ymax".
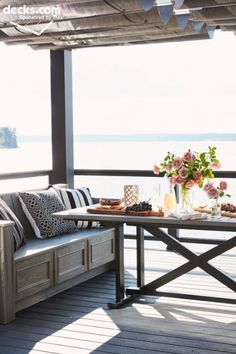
[{"xmin": 150, "ymin": 182, "xmax": 162, "ymax": 211}]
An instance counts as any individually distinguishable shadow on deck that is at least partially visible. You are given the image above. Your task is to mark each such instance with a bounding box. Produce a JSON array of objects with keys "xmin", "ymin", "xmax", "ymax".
[{"xmin": 0, "ymin": 240, "xmax": 235, "ymax": 354}]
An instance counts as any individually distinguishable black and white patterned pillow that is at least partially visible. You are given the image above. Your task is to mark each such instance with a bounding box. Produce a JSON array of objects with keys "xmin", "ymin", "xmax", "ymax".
[
  {"xmin": 18, "ymin": 189, "xmax": 77, "ymax": 239},
  {"xmin": 0, "ymin": 197, "xmax": 26, "ymax": 251},
  {"xmin": 51, "ymin": 186, "xmax": 97, "ymax": 229}
]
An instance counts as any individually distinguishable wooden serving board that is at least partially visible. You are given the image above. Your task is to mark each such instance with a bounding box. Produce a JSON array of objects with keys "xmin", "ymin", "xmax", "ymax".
[
  {"xmin": 87, "ymin": 206, "xmax": 164, "ymax": 217},
  {"xmin": 194, "ymin": 206, "xmax": 236, "ymax": 218}
]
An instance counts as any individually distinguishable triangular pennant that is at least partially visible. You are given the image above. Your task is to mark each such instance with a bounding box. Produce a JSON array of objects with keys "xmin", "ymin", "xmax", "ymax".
[
  {"xmin": 207, "ymin": 25, "xmax": 216, "ymax": 39},
  {"xmin": 192, "ymin": 21, "xmax": 204, "ymax": 33},
  {"xmin": 158, "ymin": 4, "xmax": 174, "ymax": 25},
  {"xmin": 174, "ymin": 0, "xmax": 185, "ymax": 10},
  {"xmin": 139, "ymin": 0, "xmax": 156, "ymax": 11},
  {"xmin": 176, "ymin": 14, "xmax": 190, "ymax": 29}
]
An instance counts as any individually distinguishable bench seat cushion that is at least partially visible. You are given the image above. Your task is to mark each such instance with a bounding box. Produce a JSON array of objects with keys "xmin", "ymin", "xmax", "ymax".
[{"xmin": 14, "ymin": 226, "xmax": 113, "ymax": 260}]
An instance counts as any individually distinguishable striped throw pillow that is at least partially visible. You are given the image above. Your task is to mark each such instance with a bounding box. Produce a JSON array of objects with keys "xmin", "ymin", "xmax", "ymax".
[
  {"xmin": 51, "ymin": 186, "xmax": 97, "ymax": 229},
  {"xmin": 0, "ymin": 197, "xmax": 26, "ymax": 251}
]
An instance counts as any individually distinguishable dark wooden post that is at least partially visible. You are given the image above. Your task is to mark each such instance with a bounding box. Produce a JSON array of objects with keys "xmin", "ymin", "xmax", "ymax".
[{"xmin": 50, "ymin": 50, "xmax": 74, "ymax": 188}]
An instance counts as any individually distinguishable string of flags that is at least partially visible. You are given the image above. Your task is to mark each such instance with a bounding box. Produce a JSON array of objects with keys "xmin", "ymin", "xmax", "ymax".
[{"xmin": 139, "ymin": 0, "xmax": 216, "ymax": 38}]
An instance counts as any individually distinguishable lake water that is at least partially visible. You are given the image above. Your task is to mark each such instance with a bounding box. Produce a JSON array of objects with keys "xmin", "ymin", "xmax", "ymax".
[{"xmin": 1, "ymin": 139, "xmax": 236, "ymax": 204}]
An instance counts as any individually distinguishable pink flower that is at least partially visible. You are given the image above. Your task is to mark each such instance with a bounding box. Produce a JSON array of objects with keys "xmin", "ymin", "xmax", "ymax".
[
  {"xmin": 165, "ymin": 163, "xmax": 172, "ymax": 172},
  {"xmin": 153, "ymin": 165, "xmax": 160, "ymax": 175},
  {"xmin": 211, "ymin": 162, "xmax": 221, "ymax": 169},
  {"xmin": 179, "ymin": 167, "xmax": 188, "ymax": 177},
  {"xmin": 172, "ymin": 157, "xmax": 183, "ymax": 169},
  {"xmin": 207, "ymin": 187, "xmax": 219, "ymax": 199},
  {"xmin": 203, "ymin": 183, "xmax": 214, "ymax": 192},
  {"xmin": 175, "ymin": 175, "xmax": 185, "ymax": 184},
  {"xmin": 169, "ymin": 175, "xmax": 177, "ymax": 186},
  {"xmin": 219, "ymin": 180, "xmax": 227, "ymax": 190},
  {"xmin": 183, "ymin": 151, "xmax": 195, "ymax": 162},
  {"xmin": 194, "ymin": 178, "xmax": 201, "ymax": 185},
  {"xmin": 185, "ymin": 179, "xmax": 195, "ymax": 189},
  {"xmin": 194, "ymin": 171, "xmax": 202, "ymax": 185}
]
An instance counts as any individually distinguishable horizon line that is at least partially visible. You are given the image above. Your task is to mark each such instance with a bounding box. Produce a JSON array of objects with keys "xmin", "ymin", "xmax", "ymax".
[{"xmin": 18, "ymin": 133, "xmax": 236, "ymax": 142}]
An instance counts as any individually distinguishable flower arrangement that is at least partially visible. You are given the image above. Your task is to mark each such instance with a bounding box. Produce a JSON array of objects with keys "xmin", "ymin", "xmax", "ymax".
[
  {"xmin": 153, "ymin": 146, "xmax": 220, "ymax": 190},
  {"xmin": 153, "ymin": 146, "xmax": 221, "ymax": 210},
  {"xmin": 203, "ymin": 180, "xmax": 230, "ymax": 216},
  {"xmin": 204, "ymin": 180, "xmax": 230, "ymax": 200}
]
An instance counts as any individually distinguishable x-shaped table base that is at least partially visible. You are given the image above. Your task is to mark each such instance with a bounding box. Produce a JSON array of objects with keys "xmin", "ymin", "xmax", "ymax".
[{"xmin": 125, "ymin": 225, "xmax": 236, "ymax": 305}]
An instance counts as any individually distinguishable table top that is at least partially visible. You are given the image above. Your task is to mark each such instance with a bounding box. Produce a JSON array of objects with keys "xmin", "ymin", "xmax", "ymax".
[{"xmin": 53, "ymin": 206, "xmax": 236, "ymax": 232}]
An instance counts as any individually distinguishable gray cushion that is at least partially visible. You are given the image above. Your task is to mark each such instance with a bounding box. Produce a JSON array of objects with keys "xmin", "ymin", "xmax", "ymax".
[{"xmin": 14, "ymin": 227, "xmax": 113, "ymax": 260}]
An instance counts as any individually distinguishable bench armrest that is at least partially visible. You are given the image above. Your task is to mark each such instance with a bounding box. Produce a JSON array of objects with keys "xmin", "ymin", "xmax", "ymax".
[{"xmin": 0, "ymin": 221, "xmax": 15, "ymax": 323}]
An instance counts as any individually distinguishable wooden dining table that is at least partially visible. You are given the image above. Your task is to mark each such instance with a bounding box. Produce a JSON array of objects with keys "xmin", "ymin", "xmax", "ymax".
[{"xmin": 53, "ymin": 207, "xmax": 236, "ymax": 308}]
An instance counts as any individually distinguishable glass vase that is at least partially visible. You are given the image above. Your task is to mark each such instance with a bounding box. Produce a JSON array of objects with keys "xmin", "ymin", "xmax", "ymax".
[
  {"xmin": 180, "ymin": 185, "xmax": 193, "ymax": 212},
  {"xmin": 211, "ymin": 198, "xmax": 221, "ymax": 217}
]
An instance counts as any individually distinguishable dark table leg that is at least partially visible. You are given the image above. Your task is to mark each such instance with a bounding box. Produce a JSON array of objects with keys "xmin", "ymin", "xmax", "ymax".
[
  {"xmin": 137, "ymin": 226, "xmax": 144, "ymax": 288},
  {"xmin": 108, "ymin": 223, "xmax": 140, "ymax": 309},
  {"xmin": 167, "ymin": 228, "xmax": 179, "ymax": 250},
  {"xmin": 127, "ymin": 225, "xmax": 236, "ymax": 304},
  {"xmin": 115, "ymin": 224, "xmax": 125, "ymax": 303}
]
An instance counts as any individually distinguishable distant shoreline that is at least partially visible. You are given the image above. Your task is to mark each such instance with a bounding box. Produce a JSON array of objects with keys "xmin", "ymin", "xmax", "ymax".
[{"xmin": 18, "ymin": 133, "xmax": 236, "ymax": 143}]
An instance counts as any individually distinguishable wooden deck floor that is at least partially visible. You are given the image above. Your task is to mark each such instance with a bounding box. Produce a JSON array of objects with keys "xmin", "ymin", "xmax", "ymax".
[{"xmin": 0, "ymin": 239, "xmax": 235, "ymax": 354}]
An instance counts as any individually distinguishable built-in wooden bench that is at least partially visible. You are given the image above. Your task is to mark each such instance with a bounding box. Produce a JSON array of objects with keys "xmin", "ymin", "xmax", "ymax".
[{"xmin": 0, "ymin": 190, "xmax": 115, "ymax": 324}]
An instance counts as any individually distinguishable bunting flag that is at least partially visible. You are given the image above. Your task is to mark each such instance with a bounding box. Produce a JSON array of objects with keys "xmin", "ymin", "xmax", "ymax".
[
  {"xmin": 174, "ymin": 0, "xmax": 185, "ymax": 10},
  {"xmin": 176, "ymin": 14, "xmax": 190, "ymax": 29},
  {"xmin": 207, "ymin": 25, "xmax": 216, "ymax": 38},
  {"xmin": 139, "ymin": 0, "xmax": 156, "ymax": 11},
  {"xmin": 192, "ymin": 21, "xmax": 204, "ymax": 33},
  {"xmin": 158, "ymin": 4, "xmax": 174, "ymax": 25}
]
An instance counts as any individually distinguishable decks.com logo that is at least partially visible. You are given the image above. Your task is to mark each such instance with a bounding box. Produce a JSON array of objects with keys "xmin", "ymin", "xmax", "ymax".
[{"xmin": 3, "ymin": 5, "xmax": 61, "ymax": 36}]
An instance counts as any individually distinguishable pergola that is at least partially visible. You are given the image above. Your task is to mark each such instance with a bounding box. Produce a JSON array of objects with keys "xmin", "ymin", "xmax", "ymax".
[{"xmin": 0, "ymin": 0, "xmax": 236, "ymax": 187}]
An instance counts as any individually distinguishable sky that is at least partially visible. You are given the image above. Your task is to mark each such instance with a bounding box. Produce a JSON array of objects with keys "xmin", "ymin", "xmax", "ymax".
[{"xmin": 0, "ymin": 30, "xmax": 236, "ymax": 136}]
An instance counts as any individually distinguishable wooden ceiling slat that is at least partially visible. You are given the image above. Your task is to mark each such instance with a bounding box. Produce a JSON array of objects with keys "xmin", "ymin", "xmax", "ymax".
[
  {"xmin": 183, "ymin": 0, "xmax": 236, "ymax": 9},
  {"xmin": 6, "ymin": 23, "xmax": 207, "ymax": 48},
  {"xmin": 29, "ymin": 31, "xmax": 210, "ymax": 50},
  {"xmin": 221, "ymin": 24, "xmax": 236, "ymax": 29},
  {"xmin": 201, "ymin": 5, "xmax": 236, "ymax": 19}
]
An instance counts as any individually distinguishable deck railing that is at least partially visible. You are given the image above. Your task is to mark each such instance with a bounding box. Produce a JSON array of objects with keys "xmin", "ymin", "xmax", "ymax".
[
  {"xmin": 1, "ymin": 169, "xmax": 235, "ymax": 243},
  {"xmin": 0, "ymin": 169, "xmax": 235, "ymax": 182},
  {"xmin": 0, "ymin": 170, "xmax": 52, "ymax": 181},
  {"xmin": 74, "ymin": 169, "xmax": 236, "ymax": 178}
]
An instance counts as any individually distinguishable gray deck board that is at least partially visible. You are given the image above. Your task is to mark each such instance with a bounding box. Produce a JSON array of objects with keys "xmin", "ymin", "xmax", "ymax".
[{"xmin": 0, "ymin": 240, "xmax": 235, "ymax": 354}]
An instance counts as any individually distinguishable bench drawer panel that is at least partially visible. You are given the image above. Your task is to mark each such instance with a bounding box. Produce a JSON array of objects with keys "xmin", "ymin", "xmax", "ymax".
[
  {"xmin": 88, "ymin": 231, "xmax": 115, "ymax": 269},
  {"xmin": 54, "ymin": 240, "xmax": 87, "ymax": 284},
  {"xmin": 15, "ymin": 252, "xmax": 53, "ymax": 300}
]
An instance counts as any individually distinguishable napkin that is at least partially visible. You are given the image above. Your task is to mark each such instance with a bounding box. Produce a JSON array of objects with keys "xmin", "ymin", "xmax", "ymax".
[{"xmin": 171, "ymin": 210, "xmax": 207, "ymax": 220}]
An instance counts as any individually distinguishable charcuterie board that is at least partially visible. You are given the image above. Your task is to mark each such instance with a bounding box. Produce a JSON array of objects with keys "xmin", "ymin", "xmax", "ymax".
[
  {"xmin": 194, "ymin": 206, "xmax": 236, "ymax": 218},
  {"xmin": 87, "ymin": 205, "xmax": 164, "ymax": 217}
]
